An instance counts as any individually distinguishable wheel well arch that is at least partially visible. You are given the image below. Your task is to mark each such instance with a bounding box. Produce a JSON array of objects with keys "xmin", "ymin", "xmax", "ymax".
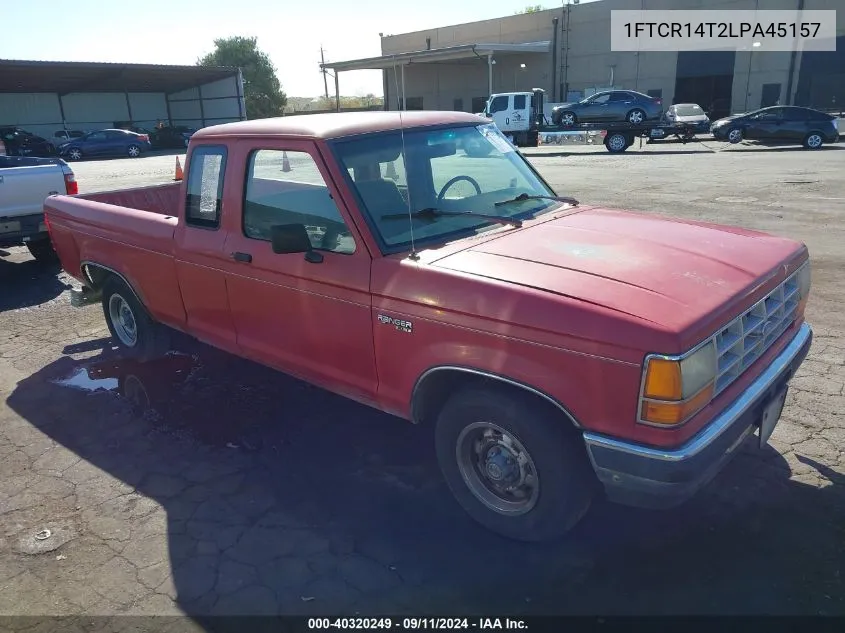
[
  {"xmin": 81, "ymin": 261, "xmax": 146, "ymax": 307},
  {"xmin": 410, "ymin": 366, "xmax": 581, "ymax": 430}
]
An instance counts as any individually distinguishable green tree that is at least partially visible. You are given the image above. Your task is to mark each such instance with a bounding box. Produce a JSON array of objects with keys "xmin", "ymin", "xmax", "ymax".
[
  {"xmin": 515, "ymin": 4, "xmax": 544, "ymax": 13},
  {"xmin": 198, "ymin": 36, "xmax": 287, "ymax": 119}
]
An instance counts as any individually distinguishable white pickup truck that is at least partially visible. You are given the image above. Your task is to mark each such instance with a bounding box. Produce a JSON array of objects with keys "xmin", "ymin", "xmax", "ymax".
[{"xmin": 0, "ymin": 156, "xmax": 78, "ymax": 261}]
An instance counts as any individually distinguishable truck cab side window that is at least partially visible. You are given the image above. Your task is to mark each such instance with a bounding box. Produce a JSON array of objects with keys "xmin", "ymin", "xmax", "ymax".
[
  {"xmin": 243, "ymin": 149, "xmax": 356, "ymax": 255},
  {"xmin": 185, "ymin": 146, "xmax": 226, "ymax": 229},
  {"xmin": 489, "ymin": 96, "xmax": 509, "ymax": 114}
]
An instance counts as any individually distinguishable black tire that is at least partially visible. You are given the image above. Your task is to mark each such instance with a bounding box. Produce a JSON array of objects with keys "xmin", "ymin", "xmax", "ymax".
[
  {"xmin": 26, "ymin": 239, "xmax": 58, "ymax": 263},
  {"xmin": 626, "ymin": 108, "xmax": 646, "ymax": 125},
  {"xmin": 605, "ymin": 132, "xmax": 630, "ymax": 153},
  {"xmin": 101, "ymin": 276, "xmax": 170, "ymax": 362},
  {"xmin": 434, "ymin": 386, "xmax": 596, "ymax": 542},
  {"xmin": 67, "ymin": 148, "xmax": 83, "ymax": 161},
  {"xmin": 127, "ymin": 144, "xmax": 141, "ymax": 158},
  {"xmin": 726, "ymin": 128, "xmax": 743, "ymax": 144},
  {"xmin": 803, "ymin": 132, "xmax": 824, "ymax": 150}
]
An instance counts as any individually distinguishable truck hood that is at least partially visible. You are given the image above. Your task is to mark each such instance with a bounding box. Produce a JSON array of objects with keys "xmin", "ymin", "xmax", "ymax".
[{"xmin": 431, "ymin": 207, "xmax": 803, "ymax": 337}]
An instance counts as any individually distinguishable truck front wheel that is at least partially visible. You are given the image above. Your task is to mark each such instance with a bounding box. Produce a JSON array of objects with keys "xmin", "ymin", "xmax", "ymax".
[
  {"xmin": 434, "ymin": 386, "xmax": 596, "ymax": 542},
  {"xmin": 101, "ymin": 276, "xmax": 170, "ymax": 361}
]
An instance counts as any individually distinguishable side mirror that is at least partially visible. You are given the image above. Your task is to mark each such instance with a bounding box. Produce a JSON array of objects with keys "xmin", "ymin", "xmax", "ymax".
[{"xmin": 270, "ymin": 223, "xmax": 323, "ymax": 263}]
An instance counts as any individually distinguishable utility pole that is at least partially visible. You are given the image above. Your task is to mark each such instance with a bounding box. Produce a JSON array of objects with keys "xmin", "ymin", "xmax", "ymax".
[{"xmin": 320, "ymin": 47, "xmax": 329, "ymax": 100}]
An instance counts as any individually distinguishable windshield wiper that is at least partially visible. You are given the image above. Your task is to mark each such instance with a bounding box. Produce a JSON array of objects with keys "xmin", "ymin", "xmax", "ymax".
[
  {"xmin": 381, "ymin": 207, "xmax": 522, "ymax": 228},
  {"xmin": 493, "ymin": 192, "xmax": 579, "ymax": 207}
]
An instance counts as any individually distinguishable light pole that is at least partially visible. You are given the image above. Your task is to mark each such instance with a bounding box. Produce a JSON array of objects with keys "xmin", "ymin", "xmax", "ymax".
[{"xmin": 744, "ymin": 41, "xmax": 762, "ymax": 111}]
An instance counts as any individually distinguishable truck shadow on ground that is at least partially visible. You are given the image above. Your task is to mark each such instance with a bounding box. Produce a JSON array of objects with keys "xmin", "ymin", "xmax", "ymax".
[
  {"xmin": 0, "ymin": 252, "xmax": 69, "ymax": 312},
  {"xmin": 6, "ymin": 334, "xmax": 845, "ymax": 622}
]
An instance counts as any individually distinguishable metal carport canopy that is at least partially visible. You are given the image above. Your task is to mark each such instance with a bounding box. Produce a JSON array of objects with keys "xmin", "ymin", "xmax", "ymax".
[
  {"xmin": 0, "ymin": 59, "xmax": 239, "ymax": 94},
  {"xmin": 319, "ymin": 42, "xmax": 551, "ymax": 109}
]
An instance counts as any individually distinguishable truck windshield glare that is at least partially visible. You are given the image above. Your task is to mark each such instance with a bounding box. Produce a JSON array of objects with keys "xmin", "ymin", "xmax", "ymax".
[{"xmin": 331, "ymin": 123, "xmax": 560, "ymax": 250}]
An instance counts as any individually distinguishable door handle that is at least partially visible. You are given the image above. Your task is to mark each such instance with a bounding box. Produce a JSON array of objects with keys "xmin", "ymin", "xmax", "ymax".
[{"xmin": 232, "ymin": 251, "xmax": 252, "ymax": 263}]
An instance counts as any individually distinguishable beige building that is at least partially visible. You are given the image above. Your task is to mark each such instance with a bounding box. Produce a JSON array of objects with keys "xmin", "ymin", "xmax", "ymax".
[{"xmin": 322, "ymin": 0, "xmax": 844, "ymax": 119}]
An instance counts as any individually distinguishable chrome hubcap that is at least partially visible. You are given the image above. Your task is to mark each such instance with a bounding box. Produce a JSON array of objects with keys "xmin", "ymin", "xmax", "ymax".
[
  {"xmin": 808, "ymin": 135, "xmax": 822, "ymax": 148},
  {"xmin": 456, "ymin": 422, "xmax": 539, "ymax": 516},
  {"xmin": 129, "ymin": 146, "xmax": 139, "ymax": 157},
  {"xmin": 108, "ymin": 294, "xmax": 138, "ymax": 347},
  {"xmin": 629, "ymin": 111, "xmax": 643, "ymax": 123},
  {"xmin": 728, "ymin": 130, "xmax": 742, "ymax": 143},
  {"xmin": 562, "ymin": 114, "xmax": 575, "ymax": 125}
]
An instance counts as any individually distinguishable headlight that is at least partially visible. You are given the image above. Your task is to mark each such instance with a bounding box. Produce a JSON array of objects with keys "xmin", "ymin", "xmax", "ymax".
[{"xmin": 639, "ymin": 341, "xmax": 717, "ymax": 426}]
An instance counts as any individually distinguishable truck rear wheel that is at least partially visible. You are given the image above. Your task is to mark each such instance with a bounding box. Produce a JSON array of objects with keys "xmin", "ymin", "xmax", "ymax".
[
  {"xmin": 605, "ymin": 132, "xmax": 631, "ymax": 153},
  {"xmin": 434, "ymin": 386, "xmax": 595, "ymax": 542},
  {"xmin": 101, "ymin": 276, "xmax": 170, "ymax": 362}
]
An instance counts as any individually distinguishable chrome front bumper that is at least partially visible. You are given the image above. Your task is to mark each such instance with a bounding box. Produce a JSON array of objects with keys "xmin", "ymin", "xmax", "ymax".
[{"xmin": 582, "ymin": 322, "xmax": 813, "ymax": 508}]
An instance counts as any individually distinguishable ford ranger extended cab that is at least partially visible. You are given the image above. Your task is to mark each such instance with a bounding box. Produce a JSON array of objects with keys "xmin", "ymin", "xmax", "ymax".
[
  {"xmin": 1, "ymin": 155, "xmax": 77, "ymax": 260},
  {"xmin": 43, "ymin": 112, "xmax": 813, "ymax": 541}
]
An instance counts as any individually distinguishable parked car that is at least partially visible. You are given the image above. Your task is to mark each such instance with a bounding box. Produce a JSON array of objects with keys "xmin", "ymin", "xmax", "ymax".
[
  {"xmin": 0, "ymin": 155, "xmax": 77, "ymax": 261},
  {"xmin": 150, "ymin": 125, "xmax": 196, "ymax": 149},
  {"xmin": 551, "ymin": 90, "xmax": 663, "ymax": 126},
  {"xmin": 711, "ymin": 106, "xmax": 839, "ymax": 149},
  {"xmin": 44, "ymin": 111, "xmax": 812, "ymax": 542},
  {"xmin": 663, "ymin": 103, "xmax": 710, "ymax": 134},
  {"xmin": 54, "ymin": 130, "xmax": 86, "ymax": 144},
  {"xmin": 58, "ymin": 129, "xmax": 152, "ymax": 160},
  {"xmin": 0, "ymin": 127, "xmax": 56, "ymax": 157}
]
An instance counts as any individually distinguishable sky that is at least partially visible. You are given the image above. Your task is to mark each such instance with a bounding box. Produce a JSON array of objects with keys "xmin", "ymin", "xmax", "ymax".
[{"xmin": 0, "ymin": 0, "xmax": 590, "ymax": 98}]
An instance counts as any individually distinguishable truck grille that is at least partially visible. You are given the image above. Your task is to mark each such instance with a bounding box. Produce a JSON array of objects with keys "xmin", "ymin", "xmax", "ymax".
[{"xmin": 713, "ymin": 269, "xmax": 801, "ymax": 396}]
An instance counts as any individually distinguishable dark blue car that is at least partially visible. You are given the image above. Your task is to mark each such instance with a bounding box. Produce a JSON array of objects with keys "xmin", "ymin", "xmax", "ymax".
[{"xmin": 58, "ymin": 128, "xmax": 152, "ymax": 160}]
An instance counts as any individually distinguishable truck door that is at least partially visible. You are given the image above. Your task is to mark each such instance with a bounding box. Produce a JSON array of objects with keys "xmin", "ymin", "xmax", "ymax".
[
  {"xmin": 509, "ymin": 94, "xmax": 531, "ymax": 135},
  {"xmin": 173, "ymin": 144, "xmax": 241, "ymax": 353},
  {"xmin": 221, "ymin": 140, "xmax": 378, "ymax": 403},
  {"xmin": 488, "ymin": 95, "xmax": 512, "ymax": 132}
]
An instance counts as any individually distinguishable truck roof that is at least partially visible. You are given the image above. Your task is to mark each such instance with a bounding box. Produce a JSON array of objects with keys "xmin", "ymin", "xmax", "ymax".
[{"xmin": 192, "ymin": 111, "xmax": 486, "ymax": 141}]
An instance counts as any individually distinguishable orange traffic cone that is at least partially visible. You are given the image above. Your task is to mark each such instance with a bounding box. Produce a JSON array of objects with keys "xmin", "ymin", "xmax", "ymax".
[
  {"xmin": 385, "ymin": 161, "xmax": 397, "ymax": 180},
  {"xmin": 174, "ymin": 156, "xmax": 184, "ymax": 181},
  {"xmin": 282, "ymin": 151, "xmax": 291, "ymax": 172}
]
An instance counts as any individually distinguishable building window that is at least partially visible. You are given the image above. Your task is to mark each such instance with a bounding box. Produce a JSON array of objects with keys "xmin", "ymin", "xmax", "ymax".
[
  {"xmin": 761, "ymin": 83, "xmax": 782, "ymax": 107},
  {"xmin": 453, "ymin": 98, "xmax": 464, "ymax": 111},
  {"xmin": 397, "ymin": 97, "xmax": 424, "ymax": 110},
  {"xmin": 647, "ymin": 89, "xmax": 663, "ymax": 99}
]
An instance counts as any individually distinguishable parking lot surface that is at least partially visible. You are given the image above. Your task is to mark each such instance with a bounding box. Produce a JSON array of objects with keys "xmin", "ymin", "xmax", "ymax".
[{"xmin": 1, "ymin": 142, "xmax": 843, "ymax": 624}]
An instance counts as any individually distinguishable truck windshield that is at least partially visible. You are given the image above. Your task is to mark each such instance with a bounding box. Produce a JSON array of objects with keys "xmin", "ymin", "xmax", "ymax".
[{"xmin": 331, "ymin": 123, "xmax": 561, "ymax": 251}]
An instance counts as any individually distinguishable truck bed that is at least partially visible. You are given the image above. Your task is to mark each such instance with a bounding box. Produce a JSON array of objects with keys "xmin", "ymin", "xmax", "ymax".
[
  {"xmin": 44, "ymin": 182, "xmax": 186, "ymax": 328},
  {"xmin": 80, "ymin": 182, "xmax": 181, "ymax": 216}
]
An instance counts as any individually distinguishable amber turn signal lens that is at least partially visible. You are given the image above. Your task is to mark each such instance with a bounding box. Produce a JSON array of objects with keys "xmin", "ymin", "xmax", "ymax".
[
  {"xmin": 641, "ymin": 384, "xmax": 714, "ymax": 425},
  {"xmin": 643, "ymin": 358, "xmax": 683, "ymax": 400}
]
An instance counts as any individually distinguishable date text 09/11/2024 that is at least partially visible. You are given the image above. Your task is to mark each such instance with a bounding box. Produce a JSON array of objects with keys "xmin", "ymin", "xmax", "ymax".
[{"xmin": 307, "ymin": 618, "xmax": 528, "ymax": 630}]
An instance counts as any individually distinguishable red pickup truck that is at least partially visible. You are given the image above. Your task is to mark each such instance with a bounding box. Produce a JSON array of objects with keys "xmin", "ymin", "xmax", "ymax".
[{"xmin": 44, "ymin": 112, "xmax": 813, "ymax": 541}]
